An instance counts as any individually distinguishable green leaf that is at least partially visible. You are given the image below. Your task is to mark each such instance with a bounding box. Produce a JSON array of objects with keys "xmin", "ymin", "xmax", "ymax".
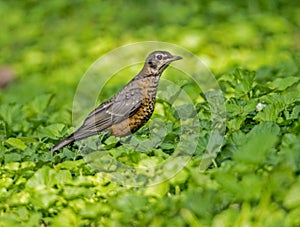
[
  {"xmin": 63, "ymin": 186, "xmax": 92, "ymax": 200},
  {"xmin": 181, "ymin": 208, "xmax": 202, "ymax": 227},
  {"xmin": 233, "ymin": 122, "xmax": 280, "ymax": 165},
  {"xmin": 227, "ymin": 117, "xmax": 246, "ymax": 131},
  {"xmin": 254, "ymin": 92, "xmax": 300, "ymax": 122},
  {"xmin": 144, "ymin": 181, "xmax": 169, "ymax": 197},
  {"xmin": 51, "ymin": 208, "xmax": 78, "ymax": 227},
  {"xmin": 0, "ymin": 120, "xmax": 7, "ymax": 141},
  {"xmin": 29, "ymin": 188, "xmax": 58, "ymax": 209},
  {"xmin": 284, "ymin": 181, "xmax": 300, "ymax": 209},
  {"xmin": 0, "ymin": 175, "xmax": 14, "ymax": 188},
  {"xmin": 267, "ymin": 77, "xmax": 300, "ymax": 91},
  {"xmin": 0, "ymin": 103, "xmax": 23, "ymax": 128},
  {"xmin": 254, "ymin": 103, "xmax": 282, "ymax": 122},
  {"xmin": 183, "ymin": 189, "xmax": 220, "ymax": 217},
  {"xmin": 25, "ymin": 166, "xmax": 59, "ymax": 209},
  {"xmin": 290, "ymin": 105, "xmax": 300, "ymax": 119},
  {"xmin": 3, "ymin": 162, "xmax": 20, "ymax": 171},
  {"xmin": 113, "ymin": 194, "xmax": 148, "ymax": 214},
  {"xmin": 28, "ymin": 93, "xmax": 54, "ymax": 114},
  {"xmin": 36, "ymin": 123, "xmax": 66, "ymax": 139},
  {"xmin": 5, "ymin": 138, "xmax": 27, "ymax": 151},
  {"xmin": 278, "ymin": 134, "xmax": 300, "ymax": 171},
  {"xmin": 26, "ymin": 166, "xmax": 57, "ymax": 189},
  {"xmin": 55, "ymin": 159, "xmax": 86, "ymax": 170},
  {"xmin": 232, "ymin": 68, "xmax": 256, "ymax": 98},
  {"xmin": 4, "ymin": 152, "xmax": 22, "ymax": 163},
  {"xmin": 55, "ymin": 170, "xmax": 73, "ymax": 187},
  {"xmin": 78, "ymin": 202, "xmax": 103, "ymax": 219}
]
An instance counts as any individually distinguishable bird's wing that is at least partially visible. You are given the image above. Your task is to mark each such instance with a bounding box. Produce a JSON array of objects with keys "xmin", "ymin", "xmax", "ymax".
[
  {"xmin": 73, "ymin": 86, "xmax": 143, "ymax": 138},
  {"xmin": 108, "ymin": 87, "xmax": 143, "ymax": 123}
]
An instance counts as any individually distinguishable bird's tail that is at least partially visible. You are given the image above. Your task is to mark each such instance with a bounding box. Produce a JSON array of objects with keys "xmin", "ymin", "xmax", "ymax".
[
  {"xmin": 50, "ymin": 129, "xmax": 99, "ymax": 152},
  {"xmin": 51, "ymin": 134, "xmax": 75, "ymax": 152}
]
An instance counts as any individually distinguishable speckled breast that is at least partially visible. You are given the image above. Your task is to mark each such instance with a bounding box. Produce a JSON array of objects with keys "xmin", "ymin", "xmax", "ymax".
[{"xmin": 110, "ymin": 75, "xmax": 159, "ymax": 137}]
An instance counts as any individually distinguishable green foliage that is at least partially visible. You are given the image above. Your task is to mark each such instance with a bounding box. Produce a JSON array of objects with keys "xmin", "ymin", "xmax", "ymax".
[{"xmin": 1, "ymin": 0, "xmax": 300, "ymax": 226}]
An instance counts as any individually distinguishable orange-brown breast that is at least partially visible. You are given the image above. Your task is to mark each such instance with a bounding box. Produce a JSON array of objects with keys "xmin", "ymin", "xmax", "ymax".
[
  {"xmin": 110, "ymin": 98, "xmax": 155, "ymax": 137},
  {"xmin": 110, "ymin": 76, "xmax": 158, "ymax": 137}
]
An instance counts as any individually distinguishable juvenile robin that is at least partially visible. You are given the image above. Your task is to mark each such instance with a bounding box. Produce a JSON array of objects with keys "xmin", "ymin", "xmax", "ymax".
[{"xmin": 51, "ymin": 51, "xmax": 182, "ymax": 152}]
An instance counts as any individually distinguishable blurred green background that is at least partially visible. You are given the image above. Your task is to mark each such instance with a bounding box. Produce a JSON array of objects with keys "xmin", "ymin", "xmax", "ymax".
[{"xmin": 1, "ymin": 0, "xmax": 299, "ymax": 103}]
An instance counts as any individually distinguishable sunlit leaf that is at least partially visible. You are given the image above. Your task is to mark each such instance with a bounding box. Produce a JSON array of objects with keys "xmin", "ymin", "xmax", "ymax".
[{"xmin": 5, "ymin": 138, "xmax": 27, "ymax": 151}]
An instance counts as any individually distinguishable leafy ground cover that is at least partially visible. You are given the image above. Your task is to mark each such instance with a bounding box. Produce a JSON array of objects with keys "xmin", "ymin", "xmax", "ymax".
[{"xmin": 1, "ymin": 1, "xmax": 300, "ymax": 226}]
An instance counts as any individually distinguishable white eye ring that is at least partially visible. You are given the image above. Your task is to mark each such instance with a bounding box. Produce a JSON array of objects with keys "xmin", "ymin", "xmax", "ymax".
[{"xmin": 156, "ymin": 54, "xmax": 162, "ymax": 60}]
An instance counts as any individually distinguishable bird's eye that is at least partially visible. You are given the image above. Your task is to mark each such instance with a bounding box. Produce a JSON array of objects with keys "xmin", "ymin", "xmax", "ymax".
[{"xmin": 156, "ymin": 54, "xmax": 162, "ymax": 60}]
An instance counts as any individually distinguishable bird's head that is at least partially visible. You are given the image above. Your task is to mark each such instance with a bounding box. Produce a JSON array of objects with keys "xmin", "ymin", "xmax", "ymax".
[{"xmin": 144, "ymin": 51, "xmax": 182, "ymax": 75}]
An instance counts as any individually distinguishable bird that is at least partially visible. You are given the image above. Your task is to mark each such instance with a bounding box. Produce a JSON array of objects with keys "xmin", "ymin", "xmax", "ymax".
[{"xmin": 51, "ymin": 50, "xmax": 182, "ymax": 152}]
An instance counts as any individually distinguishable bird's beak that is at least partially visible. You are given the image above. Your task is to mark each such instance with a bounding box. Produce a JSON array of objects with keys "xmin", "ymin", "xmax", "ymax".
[
  {"xmin": 168, "ymin": 55, "xmax": 183, "ymax": 62},
  {"xmin": 158, "ymin": 54, "xmax": 182, "ymax": 72}
]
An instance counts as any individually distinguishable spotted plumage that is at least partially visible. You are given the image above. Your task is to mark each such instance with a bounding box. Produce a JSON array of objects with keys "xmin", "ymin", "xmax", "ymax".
[{"xmin": 51, "ymin": 51, "xmax": 182, "ymax": 152}]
